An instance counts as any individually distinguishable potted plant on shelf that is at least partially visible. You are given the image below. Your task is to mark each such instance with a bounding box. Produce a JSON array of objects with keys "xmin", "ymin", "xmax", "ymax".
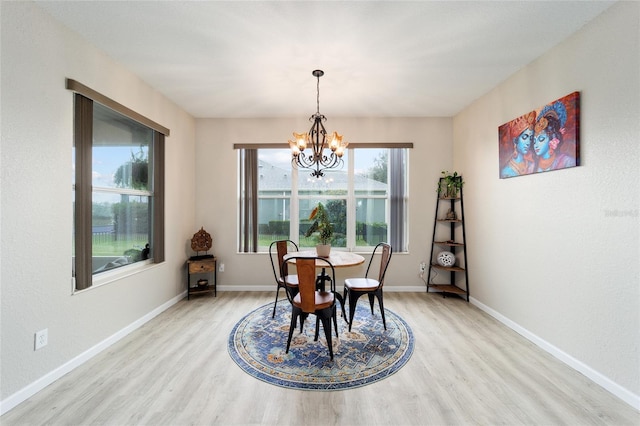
[
  {"xmin": 305, "ymin": 202, "xmax": 333, "ymax": 257},
  {"xmin": 438, "ymin": 170, "xmax": 464, "ymax": 198}
]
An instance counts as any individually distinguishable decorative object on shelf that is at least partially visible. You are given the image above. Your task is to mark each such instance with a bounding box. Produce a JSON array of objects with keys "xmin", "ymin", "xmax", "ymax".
[
  {"xmin": 305, "ymin": 202, "xmax": 333, "ymax": 257},
  {"xmin": 445, "ymin": 209, "xmax": 457, "ymax": 220},
  {"xmin": 190, "ymin": 227, "xmax": 213, "ymax": 259},
  {"xmin": 438, "ymin": 171, "xmax": 464, "ymax": 198},
  {"xmin": 288, "ymin": 70, "xmax": 349, "ymax": 178},
  {"xmin": 498, "ymin": 91, "xmax": 580, "ymax": 179},
  {"xmin": 436, "ymin": 251, "xmax": 456, "ymax": 267},
  {"xmin": 197, "ymin": 279, "xmax": 208, "ymax": 288}
]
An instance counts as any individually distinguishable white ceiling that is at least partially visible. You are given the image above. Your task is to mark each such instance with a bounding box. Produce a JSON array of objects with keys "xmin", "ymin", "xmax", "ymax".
[{"xmin": 35, "ymin": 1, "xmax": 614, "ymax": 118}]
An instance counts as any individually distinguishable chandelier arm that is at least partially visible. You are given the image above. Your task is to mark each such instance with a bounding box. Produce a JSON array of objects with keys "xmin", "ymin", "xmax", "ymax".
[
  {"xmin": 293, "ymin": 151, "xmax": 343, "ymax": 177},
  {"xmin": 295, "ymin": 152, "xmax": 314, "ymax": 168},
  {"xmin": 319, "ymin": 153, "xmax": 341, "ymax": 168}
]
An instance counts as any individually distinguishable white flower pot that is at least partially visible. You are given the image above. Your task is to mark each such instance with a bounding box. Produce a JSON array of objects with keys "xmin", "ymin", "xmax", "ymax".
[{"xmin": 316, "ymin": 244, "xmax": 331, "ymax": 258}]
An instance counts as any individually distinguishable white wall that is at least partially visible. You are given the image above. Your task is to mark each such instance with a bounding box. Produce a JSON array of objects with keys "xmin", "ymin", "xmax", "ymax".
[
  {"xmin": 194, "ymin": 116, "xmax": 452, "ymax": 290},
  {"xmin": 1, "ymin": 2, "xmax": 196, "ymax": 407},
  {"xmin": 453, "ymin": 1, "xmax": 639, "ymax": 405}
]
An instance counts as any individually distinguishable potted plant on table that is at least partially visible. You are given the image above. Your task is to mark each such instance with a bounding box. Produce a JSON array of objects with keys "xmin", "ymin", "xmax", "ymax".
[
  {"xmin": 438, "ymin": 170, "xmax": 464, "ymax": 198},
  {"xmin": 305, "ymin": 202, "xmax": 333, "ymax": 257}
]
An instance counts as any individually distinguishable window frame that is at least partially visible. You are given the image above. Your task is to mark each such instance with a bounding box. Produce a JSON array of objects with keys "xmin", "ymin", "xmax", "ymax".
[
  {"xmin": 237, "ymin": 143, "xmax": 411, "ymax": 254},
  {"xmin": 69, "ymin": 79, "xmax": 168, "ymax": 291}
]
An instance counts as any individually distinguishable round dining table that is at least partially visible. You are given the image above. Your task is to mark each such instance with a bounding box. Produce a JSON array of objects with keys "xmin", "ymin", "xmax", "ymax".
[
  {"xmin": 284, "ymin": 250, "xmax": 365, "ymax": 269},
  {"xmin": 284, "ymin": 250, "xmax": 365, "ymax": 325}
]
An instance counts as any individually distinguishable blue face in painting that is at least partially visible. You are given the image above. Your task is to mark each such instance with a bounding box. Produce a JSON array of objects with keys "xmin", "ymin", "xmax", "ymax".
[
  {"xmin": 534, "ymin": 130, "xmax": 550, "ymax": 158},
  {"xmin": 516, "ymin": 129, "xmax": 532, "ymax": 155}
]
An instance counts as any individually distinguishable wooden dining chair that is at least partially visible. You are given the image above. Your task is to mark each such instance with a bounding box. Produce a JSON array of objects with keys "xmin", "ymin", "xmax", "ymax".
[
  {"xmin": 284, "ymin": 256, "xmax": 338, "ymax": 360},
  {"xmin": 343, "ymin": 242, "xmax": 393, "ymax": 331},
  {"xmin": 269, "ymin": 240, "xmax": 299, "ymax": 318}
]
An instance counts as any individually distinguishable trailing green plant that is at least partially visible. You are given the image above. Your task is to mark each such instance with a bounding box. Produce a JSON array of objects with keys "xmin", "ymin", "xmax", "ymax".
[
  {"xmin": 304, "ymin": 202, "xmax": 333, "ymax": 245},
  {"xmin": 114, "ymin": 147, "xmax": 148, "ymax": 190},
  {"xmin": 438, "ymin": 170, "xmax": 464, "ymax": 198}
]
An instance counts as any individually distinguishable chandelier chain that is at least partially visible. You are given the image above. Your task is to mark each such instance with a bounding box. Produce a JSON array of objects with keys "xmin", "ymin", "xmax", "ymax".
[{"xmin": 316, "ymin": 74, "xmax": 320, "ymax": 115}]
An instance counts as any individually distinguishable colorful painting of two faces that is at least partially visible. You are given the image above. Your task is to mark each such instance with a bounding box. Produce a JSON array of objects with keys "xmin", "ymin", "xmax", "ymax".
[{"xmin": 499, "ymin": 92, "xmax": 579, "ymax": 179}]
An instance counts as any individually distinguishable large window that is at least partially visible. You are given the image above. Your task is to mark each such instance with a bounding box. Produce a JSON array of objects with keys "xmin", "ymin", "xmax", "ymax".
[
  {"xmin": 239, "ymin": 146, "xmax": 408, "ymax": 253},
  {"xmin": 70, "ymin": 80, "xmax": 167, "ymax": 290}
]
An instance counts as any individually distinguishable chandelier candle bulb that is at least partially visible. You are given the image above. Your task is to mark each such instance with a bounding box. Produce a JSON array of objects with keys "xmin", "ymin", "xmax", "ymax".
[
  {"xmin": 294, "ymin": 132, "xmax": 307, "ymax": 150},
  {"xmin": 289, "ymin": 141, "xmax": 300, "ymax": 156}
]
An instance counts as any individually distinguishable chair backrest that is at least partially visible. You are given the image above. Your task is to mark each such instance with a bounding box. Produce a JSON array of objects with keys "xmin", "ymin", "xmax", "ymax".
[
  {"xmin": 269, "ymin": 239, "xmax": 298, "ymax": 281},
  {"xmin": 287, "ymin": 256, "xmax": 335, "ymax": 313},
  {"xmin": 364, "ymin": 242, "xmax": 393, "ymax": 288}
]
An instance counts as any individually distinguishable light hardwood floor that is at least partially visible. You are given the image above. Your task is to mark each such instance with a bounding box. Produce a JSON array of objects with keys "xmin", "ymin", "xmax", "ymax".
[{"xmin": 2, "ymin": 291, "xmax": 638, "ymax": 425}]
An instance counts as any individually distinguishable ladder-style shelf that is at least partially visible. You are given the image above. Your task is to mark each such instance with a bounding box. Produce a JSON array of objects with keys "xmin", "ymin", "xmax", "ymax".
[{"xmin": 427, "ymin": 176, "xmax": 469, "ymax": 301}]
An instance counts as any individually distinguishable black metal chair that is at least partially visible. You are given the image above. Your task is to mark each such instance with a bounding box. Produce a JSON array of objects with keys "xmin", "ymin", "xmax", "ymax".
[
  {"xmin": 343, "ymin": 242, "xmax": 393, "ymax": 331},
  {"xmin": 284, "ymin": 256, "xmax": 339, "ymax": 360},
  {"xmin": 269, "ymin": 240, "xmax": 299, "ymax": 318}
]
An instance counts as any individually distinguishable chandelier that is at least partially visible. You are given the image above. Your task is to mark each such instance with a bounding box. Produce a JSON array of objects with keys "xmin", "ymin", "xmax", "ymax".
[{"xmin": 289, "ymin": 70, "xmax": 348, "ymax": 178}]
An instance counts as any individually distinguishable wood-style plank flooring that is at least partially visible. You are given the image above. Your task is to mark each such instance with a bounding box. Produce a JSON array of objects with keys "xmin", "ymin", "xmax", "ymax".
[{"xmin": 2, "ymin": 291, "xmax": 638, "ymax": 425}]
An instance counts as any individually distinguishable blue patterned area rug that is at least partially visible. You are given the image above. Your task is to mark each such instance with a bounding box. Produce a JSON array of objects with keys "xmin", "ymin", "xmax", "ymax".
[{"xmin": 228, "ymin": 302, "xmax": 414, "ymax": 391}]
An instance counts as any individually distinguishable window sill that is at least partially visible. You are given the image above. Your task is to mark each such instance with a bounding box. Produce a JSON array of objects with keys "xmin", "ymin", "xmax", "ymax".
[{"xmin": 73, "ymin": 260, "xmax": 161, "ymax": 294}]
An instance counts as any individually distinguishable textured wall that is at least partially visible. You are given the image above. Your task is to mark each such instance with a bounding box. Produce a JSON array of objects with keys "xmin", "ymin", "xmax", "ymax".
[
  {"xmin": 1, "ymin": 2, "xmax": 196, "ymax": 403},
  {"xmin": 453, "ymin": 1, "xmax": 639, "ymax": 402}
]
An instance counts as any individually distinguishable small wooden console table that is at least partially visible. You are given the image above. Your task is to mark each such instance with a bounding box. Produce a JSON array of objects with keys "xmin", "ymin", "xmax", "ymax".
[{"xmin": 186, "ymin": 256, "xmax": 217, "ymax": 299}]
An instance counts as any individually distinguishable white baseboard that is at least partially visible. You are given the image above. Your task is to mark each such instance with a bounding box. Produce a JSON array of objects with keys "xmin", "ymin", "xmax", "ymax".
[
  {"xmin": 5, "ymin": 289, "xmax": 636, "ymax": 414},
  {"xmin": 0, "ymin": 292, "xmax": 186, "ymax": 416},
  {"xmin": 470, "ymin": 296, "xmax": 640, "ymax": 411}
]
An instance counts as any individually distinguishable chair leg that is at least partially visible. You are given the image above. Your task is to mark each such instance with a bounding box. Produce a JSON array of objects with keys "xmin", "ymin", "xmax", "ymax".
[
  {"xmin": 272, "ymin": 285, "xmax": 282, "ymax": 318},
  {"xmin": 286, "ymin": 307, "xmax": 300, "ymax": 354},
  {"xmin": 343, "ymin": 287, "xmax": 348, "ymax": 309},
  {"xmin": 300, "ymin": 313, "xmax": 308, "ymax": 334},
  {"xmin": 332, "ymin": 305, "xmax": 339, "ymax": 337},
  {"xmin": 335, "ymin": 292, "xmax": 348, "ymax": 323},
  {"xmin": 318, "ymin": 310, "xmax": 334, "ymax": 360},
  {"xmin": 314, "ymin": 316, "xmax": 320, "ymax": 341},
  {"xmin": 348, "ymin": 291, "xmax": 364, "ymax": 332},
  {"xmin": 368, "ymin": 293, "xmax": 375, "ymax": 315},
  {"xmin": 335, "ymin": 287, "xmax": 349, "ymax": 324},
  {"xmin": 377, "ymin": 290, "xmax": 387, "ymax": 330}
]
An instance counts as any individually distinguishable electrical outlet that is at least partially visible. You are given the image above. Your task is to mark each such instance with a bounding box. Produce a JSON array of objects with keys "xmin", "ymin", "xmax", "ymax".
[
  {"xmin": 35, "ymin": 329, "xmax": 48, "ymax": 350},
  {"xmin": 219, "ymin": 263, "xmax": 225, "ymax": 272},
  {"xmin": 419, "ymin": 262, "xmax": 426, "ymax": 273}
]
